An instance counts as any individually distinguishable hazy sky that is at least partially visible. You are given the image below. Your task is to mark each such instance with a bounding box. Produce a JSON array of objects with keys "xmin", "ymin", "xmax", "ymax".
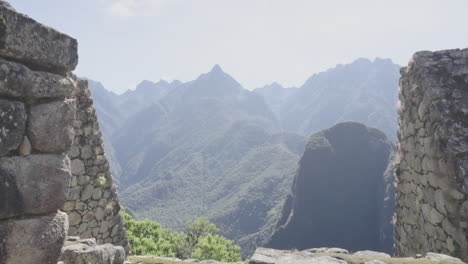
[{"xmin": 9, "ymin": 0, "xmax": 468, "ymax": 93}]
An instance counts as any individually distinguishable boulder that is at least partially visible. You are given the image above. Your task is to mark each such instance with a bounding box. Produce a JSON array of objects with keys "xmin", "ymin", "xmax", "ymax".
[
  {"xmin": 28, "ymin": 99, "xmax": 76, "ymax": 153},
  {"xmin": 0, "ymin": 154, "xmax": 71, "ymax": 219},
  {"xmin": 425, "ymin": 252, "xmax": 463, "ymax": 262},
  {"xmin": 0, "ymin": 3, "xmax": 78, "ymax": 73},
  {"xmin": 0, "ymin": 58, "xmax": 76, "ymax": 98},
  {"xmin": 60, "ymin": 242, "xmax": 125, "ymax": 264},
  {"xmin": 0, "ymin": 98, "xmax": 26, "ymax": 155},
  {"xmin": 0, "ymin": 211, "xmax": 68, "ymax": 264}
]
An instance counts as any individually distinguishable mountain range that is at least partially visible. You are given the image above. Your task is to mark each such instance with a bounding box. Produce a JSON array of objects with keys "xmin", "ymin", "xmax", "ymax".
[{"xmin": 88, "ymin": 58, "xmax": 400, "ymax": 255}]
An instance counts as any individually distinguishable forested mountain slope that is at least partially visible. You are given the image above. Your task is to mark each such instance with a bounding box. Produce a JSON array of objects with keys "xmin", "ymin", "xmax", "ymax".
[{"xmin": 88, "ymin": 59, "xmax": 398, "ymax": 255}]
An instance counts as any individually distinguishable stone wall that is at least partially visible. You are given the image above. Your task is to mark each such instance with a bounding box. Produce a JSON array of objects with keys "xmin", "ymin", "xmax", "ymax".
[
  {"xmin": 0, "ymin": 1, "xmax": 77, "ymax": 263},
  {"xmin": 395, "ymin": 49, "xmax": 468, "ymax": 260},
  {"xmin": 62, "ymin": 79, "xmax": 130, "ymax": 253}
]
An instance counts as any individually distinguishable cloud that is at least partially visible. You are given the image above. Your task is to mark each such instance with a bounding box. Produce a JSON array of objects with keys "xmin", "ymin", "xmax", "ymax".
[{"xmin": 106, "ymin": 0, "xmax": 166, "ymax": 18}]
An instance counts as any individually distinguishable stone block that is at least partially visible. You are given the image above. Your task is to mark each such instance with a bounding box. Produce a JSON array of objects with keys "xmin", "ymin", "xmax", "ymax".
[
  {"xmin": 71, "ymin": 159, "xmax": 85, "ymax": 176},
  {"xmin": 0, "ymin": 211, "xmax": 68, "ymax": 264},
  {"xmin": 68, "ymin": 211, "xmax": 81, "ymax": 226},
  {"xmin": 28, "ymin": 99, "xmax": 76, "ymax": 153},
  {"xmin": 18, "ymin": 136, "xmax": 31, "ymax": 156},
  {"xmin": 0, "ymin": 98, "xmax": 26, "ymax": 155},
  {"xmin": 60, "ymin": 243, "xmax": 125, "ymax": 264},
  {"xmin": 81, "ymin": 184, "xmax": 94, "ymax": 201},
  {"xmin": 0, "ymin": 3, "xmax": 78, "ymax": 73},
  {"xmin": 0, "ymin": 58, "xmax": 76, "ymax": 98},
  {"xmin": 0, "ymin": 154, "xmax": 71, "ymax": 219},
  {"xmin": 80, "ymin": 145, "xmax": 93, "ymax": 159}
]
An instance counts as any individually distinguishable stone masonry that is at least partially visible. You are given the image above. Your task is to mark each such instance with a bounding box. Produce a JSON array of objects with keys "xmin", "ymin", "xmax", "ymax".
[
  {"xmin": 0, "ymin": 1, "xmax": 77, "ymax": 263},
  {"xmin": 62, "ymin": 79, "xmax": 130, "ymax": 253},
  {"xmin": 395, "ymin": 49, "xmax": 468, "ymax": 260},
  {"xmin": 0, "ymin": 1, "xmax": 128, "ymax": 263}
]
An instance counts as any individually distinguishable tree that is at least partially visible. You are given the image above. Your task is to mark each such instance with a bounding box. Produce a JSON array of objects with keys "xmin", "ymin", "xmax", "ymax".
[
  {"xmin": 192, "ymin": 234, "xmax": 241, "ymax": 262},
  {"xmin": 122, "ymin": 210, "xmax": 241, "ymax": 262},
  {"xmin": 176, "ymin": 217, "xmax": 219, "ymax": 259}
]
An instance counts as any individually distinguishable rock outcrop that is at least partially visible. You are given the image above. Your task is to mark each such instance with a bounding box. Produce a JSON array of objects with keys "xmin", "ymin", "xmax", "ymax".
[
  {"xmin": 60, "ymin": 236, "xmax": 125, "ymax": 264},
  {"xmin": 250, "ymin": 247, "xmax": 465, "ymax": 264},
  {"xmin": 268, "ymin": 122, "xmax": 395, "ymax": 253},
  {"xmin": 395, "ymin": 48, "xmax": 468, "ymax": 260},
  {"xmin": 62, "ymin": 79, "xmax": 130, "ymax": 253},
  {"xmin": 0, "ymin": 2, "xmax": 77, "ymax": 263}
]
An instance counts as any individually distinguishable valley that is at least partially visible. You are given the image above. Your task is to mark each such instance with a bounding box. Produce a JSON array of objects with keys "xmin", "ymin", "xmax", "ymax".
[{"xmin": 88, "ymin": 59, "xmax": 400, "ymax": 255}]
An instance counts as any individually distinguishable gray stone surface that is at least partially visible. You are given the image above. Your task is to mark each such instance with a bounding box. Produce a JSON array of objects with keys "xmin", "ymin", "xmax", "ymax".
[
  {"xmin": 354, "ymin": 251, "xmax": 391, "ymax": 258},
  {"xmin": 250, "ymin": 247, "xmax": 465, "ymax": 264},
  {"xmin": 0, "ymin": 3, "xmax": 78, "ymax": 73},
  {"xmin": 28, "ymin": 99, "xmax": 76, "ymax": 153},
  {"xmin": 0, "ymin": 98, "xmax": 26, "ymax": 155},
  {"xmin": 395, "ymin": 48, "xmax": 468, "ymax": 261},
  {"xmin": 425, "ymin": 252, "xmax": 463, "ymax": 262},
  {"xmin": 364, "ymin": 261, "xmax": 387, "ymax": 264},
  {"xmin": 18, "ymin": 136, "xmax": 31, "ymax": 156},
  {"xmin": 60, "ymin": 241, "xmax": 125, "ymax": 264},
  {"xmin": 306, "ymin": 248, "xmax": 349, "ymax": 254},
  {"xmin": 0, "ymin": 154, "xmax": 71, "ymax": 219},
  {"xmin": 63, "ymin": 79, "xmax": 130, "ymax": 253},
  {"xmin": 0, "ymin": 211, "xmax": 68, "ymax": 264},
  {"xmin": 0, "ymin": 58, "xmax": 76, "ymax": 98},
  {"xmin": 250, "ymin": 248, "xmax": 348, "ymax": 264}
]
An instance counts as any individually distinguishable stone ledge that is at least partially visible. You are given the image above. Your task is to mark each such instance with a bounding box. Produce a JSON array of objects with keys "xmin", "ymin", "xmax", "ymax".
[
  {"xmin": 0, "ymin": 154, "xmax": 71, "ymax": 219},
  {"xmin": 0, "ymin": 1, "xmax": 78, "ymax": 73},
  {"xmin": 0, "ymin": 58, "xmax": 76, "ymax": 98},
  {"xmin": 250, "ymin": 248, "xmax": 465, "ymax": 264}
]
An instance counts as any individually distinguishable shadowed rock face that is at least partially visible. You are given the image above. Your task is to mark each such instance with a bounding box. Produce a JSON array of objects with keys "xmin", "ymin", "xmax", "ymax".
[{"xmin": 268, "ymin": 122, "xmax": 394, "ymax": 253}]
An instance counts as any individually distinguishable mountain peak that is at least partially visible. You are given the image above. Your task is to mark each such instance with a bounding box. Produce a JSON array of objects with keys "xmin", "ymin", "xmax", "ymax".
[
  {"xmin": 210, "ymin": 64, "xmax": 224, "ymax": 74},
  {"xmin": 269, "ymin": 81, "xmax": 283, "ymax": 89},
  {"xmin": 157, "ymin": 79, "xmax": 169, "ymax": 85},
  {"xmin": 352, "ymin": 57, "xmax": 372, "ymax": 65}
]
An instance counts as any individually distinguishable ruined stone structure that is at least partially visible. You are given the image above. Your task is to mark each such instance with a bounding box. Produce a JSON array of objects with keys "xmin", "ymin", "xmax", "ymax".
[
  {"xmin": 0, "ymin": 1, "xmax": 77, "ymax": 262},
  {"xmin": 395, "ymin": 49, "xmax": 468, "ymax": 260},
  {"xmin": 63, "ymin": 79, "xmax": 130, "ymax": 253},
  {"xmin": 0, "ymin": 2, "xmax": 128, "ymax": 263}
]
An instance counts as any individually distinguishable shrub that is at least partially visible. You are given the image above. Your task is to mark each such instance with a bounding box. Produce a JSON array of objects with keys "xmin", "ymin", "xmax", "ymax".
[
  {"xmin": 192, "ymin": 234, "xmax": 241, "ymax": 262},
  {"xmin": 122, "ymin": 209, "xmax": 179, "ymax": 256},
  {"xmin": 121, "ymin": 209, "xmax": 241, "ymax": 262}
]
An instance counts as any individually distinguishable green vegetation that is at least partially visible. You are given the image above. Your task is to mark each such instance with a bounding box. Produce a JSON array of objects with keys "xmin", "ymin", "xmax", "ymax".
[
  {"xmin": 122, "ymin": 209, "xmax": 179, "ymax": 257},
  {"xmin": 122, "ymin": 210, "xmax": 241, "ymax": 262},
  {"xmin": 95, "ymin": 176, "xmax": 106, "ymax": 186},
  {"xmin": 192, "ymin": 234, "xmax": 242, "ymax": 262}
]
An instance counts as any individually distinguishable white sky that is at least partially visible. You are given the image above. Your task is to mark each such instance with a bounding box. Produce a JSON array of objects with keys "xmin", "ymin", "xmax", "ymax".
[{"xmin": 9, "ymin": 0, "xmax": 468, "ymax": 93}]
